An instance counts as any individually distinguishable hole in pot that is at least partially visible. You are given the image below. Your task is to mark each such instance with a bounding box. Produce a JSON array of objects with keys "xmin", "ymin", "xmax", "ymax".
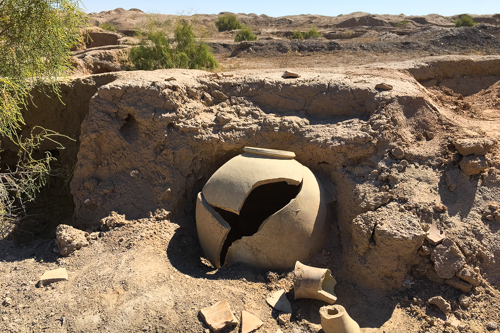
[
  {"xmin": 214, "ymin": 181, "xmax": 302, "ymax": 265},
  {"xmin": 328, "ymin": 309, "xmax": 339, "ymax": 316}
]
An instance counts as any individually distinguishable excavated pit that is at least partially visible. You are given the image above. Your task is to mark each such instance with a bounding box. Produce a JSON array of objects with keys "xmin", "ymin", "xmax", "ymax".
[{"xmin": 5, "ymin": 55, "xmax": 500, "ymax": 292}]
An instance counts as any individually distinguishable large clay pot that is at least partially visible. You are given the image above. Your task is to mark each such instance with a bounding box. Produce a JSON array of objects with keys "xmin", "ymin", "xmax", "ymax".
[
  {"xmin": 196, "ymin": 147, "xmax": 328, "ymax": 269},
  {"xmin": 320, "ymin": 305, "xmax": 360, "ymax": 333},
  {"xmin": 294, "ymin": 261, "xmax": 337, "ymax": 304}
]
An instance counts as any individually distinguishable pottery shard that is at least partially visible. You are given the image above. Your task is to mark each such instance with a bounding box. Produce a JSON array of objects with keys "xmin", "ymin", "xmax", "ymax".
[
  {"xmin": 199, "ymin": 300, "xmax": 238, "ymax": 332},
  {"xmin": 426, "ymin": 223, "xmax": 446, "ymax": 245},
  {"xmin": 430, "ymin": 239, "xmax": 466, "ymax": 279},
  {"xmin": 454, "ymin": 138, "xmax": 495, "ymax": 156},
  {"xmin": 241, "ymin": 310, "xmax": 263, "ymax": 333},
  {"xmin": 459, "ymin": 155, "xmax": 488, "ymax": 176},
  {"xmin": 282, "ymin": 70, "xmax": 300, "ymax": 78},
  {"xmin": 428, "ymin": 296, "xmax": 451, "ymax": 314},
  {"xmin": 266, "ymin": 289, "xmax": 293, "ymax": 314},
  {"xmin": 457, "ymin": 266, "xmax": 481, "ymax": 286},
  {"xmin": 375, "ymin": 83, "xmax": 393, "ymax": 90},
  {"xmin": 56, "ymin": 224, "xmax": 89, "ymax": 256},
  {"xmin": 40, "ymin": 268, "xmax": 68, "ymax": 285},
  {"xmin": 202, "ymin": 152, "xmax": 303, "ymax": 214},
  {"xmin": 445, "ymin": 277, "xmax": 472, "ymax": 293}
]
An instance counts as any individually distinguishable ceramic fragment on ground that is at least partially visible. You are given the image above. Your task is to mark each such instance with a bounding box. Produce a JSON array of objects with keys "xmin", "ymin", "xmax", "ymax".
[
  {"xmin": 199, "ymin": 300, "xmax": 238, "ymax": 332},
  {"xmin": 241, "ymin": 310, "xmax": 263, "ymax": 333},
  {"xmin": 266, "ymin": 289, "xmax": 292, "ymax": 314},
  {"xmin": 40, "ymin": 268, "xmax": 69, "ymax": 286}
]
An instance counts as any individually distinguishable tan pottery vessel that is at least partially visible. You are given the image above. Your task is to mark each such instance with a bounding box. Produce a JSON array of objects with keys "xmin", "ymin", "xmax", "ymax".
[
  {"xmin": 320, "ymin": 305, "xmax": 360, "ymax": 333},
  {"xmin": 294, "ymin": 261, "xmax": 337, "ymax": 304},
  {"xmin": 196, "ymin": 147, "xmax": 328, "ymax": 269}
]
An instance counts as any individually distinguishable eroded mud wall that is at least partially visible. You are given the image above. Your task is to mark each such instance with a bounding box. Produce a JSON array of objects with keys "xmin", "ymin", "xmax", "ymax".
[
  {"xmin": 70, "ymin": 66, "xmax": 500, "ymax": 291},
  {"xmin": 1, "ymin": 73, "xmax": 119, "ymax": 169}
]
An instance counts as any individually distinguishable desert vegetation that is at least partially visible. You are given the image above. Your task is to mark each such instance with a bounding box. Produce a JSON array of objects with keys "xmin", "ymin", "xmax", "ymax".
[
  {"xmin": 291, "ymin": 26, "xmax": 322, "ymax": 39},
  {"xmin": 0, "ymin": 0, "xmax": 86, "ymax": 237},
  {"xmin": 128, "ymin": 18, "xmax": 217, "ymax": 70},
  {"xmin": 234, "ymin": 25, "xmax": 258, "ymax": 42},
  {"xmin": 214, "ymin": 13, "xmax": 243, "ymax": 31},
  {"xmin": 455, "ymin": 14, "xmax": 478, "ymax": 27}
]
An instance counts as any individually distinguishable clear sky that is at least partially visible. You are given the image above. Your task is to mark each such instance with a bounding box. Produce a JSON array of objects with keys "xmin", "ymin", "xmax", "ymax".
[{"xmin": 81, "ymin": 0, "xmax": 499, "ymax": 17}]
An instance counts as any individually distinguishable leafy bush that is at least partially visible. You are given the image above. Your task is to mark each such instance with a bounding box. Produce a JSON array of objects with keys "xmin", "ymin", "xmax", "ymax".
[
  {"xmin": 303, "ymin": 26, "xmax": 321, "ymax": 39},
  {"xmin": 99, "ymin": 22, "xmax": 117, "ymax": 31},
  {"xmin": 292, "ymin": 31, "xmax": 304, "ymax": 39},
  {"xmin": 129, "ymin": 19, "xmax": 217, "ymax": 70},
  {"xmin": 0, "ymin": 0, "xmax": 87, "ymax": 237},
  {"xmin": 234, "ymin": 26, "xmax": 257, "ymax": 42},
  {"xmin": 396, "ymin": 20, "xmax": 409, "ymax": 27},
  {"xmin": 455, "ymin": 14, "xmax": 478, "ymax": 27},
  {"xmin": 215, "ymin": 14, "xmax": 243, "ymax": 31},
  {"xmin": 341, "ymin": 28, "xmax": 354, "ymax": 38},
  {"xmin": 291, "ymin": 27, "xmax": 321, "ymax": 40}
]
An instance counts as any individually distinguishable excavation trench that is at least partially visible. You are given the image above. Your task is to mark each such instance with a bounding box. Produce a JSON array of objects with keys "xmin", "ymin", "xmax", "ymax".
[{"xmin": 3, "ymin": 57, "xmax": 499, "ymax": 289}]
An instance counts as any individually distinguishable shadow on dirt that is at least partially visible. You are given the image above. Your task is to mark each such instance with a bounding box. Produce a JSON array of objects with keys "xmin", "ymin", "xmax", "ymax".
[
  {"xmin": 166, "ymin": 221, "xmax": 270, "ymax": 282},
  {"xmin": 438, "ymin": 165, "xmax": 478, "ymax": 218}
]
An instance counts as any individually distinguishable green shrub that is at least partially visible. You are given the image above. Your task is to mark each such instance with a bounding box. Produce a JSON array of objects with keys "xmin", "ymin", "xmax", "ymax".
[
  {"xmin": 129, "ymin": 19, "xmax": 217, "ymax": 70},
  {"xmin": 455, "ymin": 14, "xmax": 478, "ymax": 27},
  {"xmin": 396, "ymin": 20, "xmax": 409, "ymax": 27},
  {"xmin": 234, "ymin": 26, "xmax": 257, "ymax": 42},
  {"xmin": 99, "ymin": 22, "xmax": 116, "ymax": 31},
  {"xmin": 292, "ymin": 31, "xmax": 304, "ymax": 39},
  {"xmin": 303, "ymin": 26, "xmax": 321, "ymax": 39},
  {"xmin": 215, "ymin": 14, "xmax": 243, "ymax": 31},
  {"xmin": 291, "ymin": 27, "xmax": 321, "ymax": 40}
]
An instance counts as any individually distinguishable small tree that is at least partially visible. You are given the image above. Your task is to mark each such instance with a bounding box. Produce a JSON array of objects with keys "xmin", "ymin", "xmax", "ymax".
[
  {"xmin": 129, "ymin": 18, "xmax": 218, "ymax": 70},
  {"xmin": 215, "ymin": 14, "xmax": 243, "ymax": 31},
  {"xmin": 303, "ymin": 26, "xmax": 321, "ymax": 39},
  {"xmin": 234, "ymin": 26, "xmax": 257, "ymax": 42},
  {"xmin": 455, "ymin": 14, "xmax": 478, "ymax": 27},
  {"xmin": 292, "ymin": 31, "xmax": 304, "ymax": 39},
  {"xmin": 0, "ymin": 0, "xmax": 87, "ymax": 237}
]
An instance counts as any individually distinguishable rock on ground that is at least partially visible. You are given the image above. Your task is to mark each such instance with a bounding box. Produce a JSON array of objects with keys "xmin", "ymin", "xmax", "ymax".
[{"xmin": 55, "ymin": 224, "xmax": 89, "ymax": 256}]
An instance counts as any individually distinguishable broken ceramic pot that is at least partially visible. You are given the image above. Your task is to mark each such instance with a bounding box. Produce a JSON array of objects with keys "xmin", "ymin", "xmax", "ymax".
[
  {"xmin": 294, "ymin": 261, "xmax": 337, "ymax": 304},
  {"xmin": 196, "ymin": 147, "xmax": 328, "ymax": 269},
  {"xmin": 320, "ymin": 304, "xmax": 360, "ymax": 333}
]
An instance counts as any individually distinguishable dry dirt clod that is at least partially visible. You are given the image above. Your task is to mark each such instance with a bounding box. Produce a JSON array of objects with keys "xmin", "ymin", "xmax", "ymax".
[
  {"xmin": 391, "ymin": 146, "xmax": 405, "ymax": 159},
  {"xmin": 428, "ymin": 296, "xmax": 451, "ymax": 315},
  {"xmin": 486, "ymin": 322, "xmax": 498, "ymax": 331},
  {"xmin": 266, "ymin": 289, "xmax": 292, "ymax": 314},
  {"xmin": 445, "ymin": 277, "xmax": 472, "ymax": 293},
  {"xmin": 278, "ymin": 313, "xmax": 291, "ymax": 325},
  {"xmin": 56, "ymin": 224, "xmax": 89, "ymax": 256},
  {"xmin": 430, "ymin": 239, "xmax": 466, "ymax": 279},
  {"xmin": 459, "ymin": 295, "xmax": 471, "ymax": 308},
  {"xmin": 2, "ymin": 297, "xmax": 12, "ymax": 307},
  {"xmin": 375, "ymin": 83, "xmax": 393, "ymax": 90},
  {"xmin": 282, "ymin": 70, "xmax": 300, "ymax": 78},
  {"xmin": 456, "ymin": 266, "xmax": 481, "ymax": 287},
  {"xmin": 454, "ymin": 138, "xmax": 495, "ymax": 156},
  {"xmin": 241, "ymin": 310, "xmax": 263, "ymax": 333},
  {"xmin": 418, "ymin": 244, "xmax": 432, "ymax": 256},
  {"xmin": 459, "ymin": 155, "xmax": 489, "ymax": 176},
  {"xmin": 39, "ymin": 268, "xmax": 68, "ymax": 286},
  {"xmin": 199, "ymin": 300, "xmax": 238, "ymax": 332}
]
